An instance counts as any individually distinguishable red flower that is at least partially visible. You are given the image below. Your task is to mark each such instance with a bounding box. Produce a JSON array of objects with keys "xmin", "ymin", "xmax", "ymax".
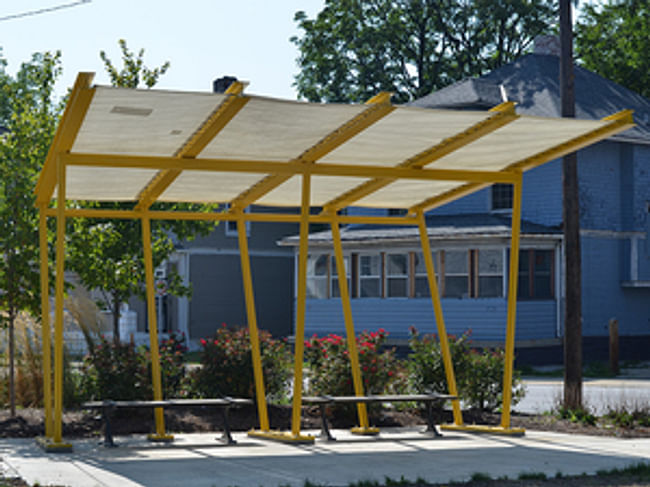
[
  {"xmin": 388, "ymin": 371, "xmax": 394, "ymax": 377},
  {"xmin": 221, "ymin": 322, "xmax": 227, "ymax": 328},
  {"xmin": 200, "ymin": 338, "xmax": 207, "ymax": 346}
]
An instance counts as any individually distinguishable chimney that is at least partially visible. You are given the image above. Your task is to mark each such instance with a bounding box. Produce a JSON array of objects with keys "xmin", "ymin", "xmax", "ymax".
[
  {"xmin": 213, "ymin": 76, "xmax": 238, "ymax": 93},
  {"xmin": 533, "ymin": 35, "xmax": 561, "ymax": 56}
]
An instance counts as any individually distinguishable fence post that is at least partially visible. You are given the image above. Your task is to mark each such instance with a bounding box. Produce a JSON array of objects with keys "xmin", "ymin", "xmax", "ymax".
[{"xmin": 609, "ymin": 318, "xmax": 619, "ymax": 375}]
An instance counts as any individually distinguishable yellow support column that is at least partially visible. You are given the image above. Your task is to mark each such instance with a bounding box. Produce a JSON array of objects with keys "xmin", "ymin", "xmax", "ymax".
[
  {"xmin": 236, "ymin": 211, "xmax": 270, "ymax": 432},
  {"xmin": 500, "ymin": 175, "xmax": 524, "ymax": 432},
  {"xmin": 330, "ymin": 220, "xmax": 376, "ymax": 435},
  {"xmin": 39, "ymin": 206, "xmax": 53, "ymax": 439},
  {"xmin": 43, "ymin": 156, "xmax": 72, "ymax": 452},
  {"xmin": 141, "ymin": 215, "xmax": 173, "ymax": 442},
  {"xmin": 289, "ymin": 174, "xmax": 315, "ymax": 442},
  {"xmin": 416, "ymin": 212, "xmax": 463, "ymax": 426}
]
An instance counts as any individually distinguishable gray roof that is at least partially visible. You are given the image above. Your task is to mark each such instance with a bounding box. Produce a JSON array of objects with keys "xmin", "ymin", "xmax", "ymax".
[
  {"xmin": 410, "ymin": 54, "xmax": 650, "ymax": 144},
  {"xmin": 279, "ymin": 213, "xmax": 561, "ymax": 247}
]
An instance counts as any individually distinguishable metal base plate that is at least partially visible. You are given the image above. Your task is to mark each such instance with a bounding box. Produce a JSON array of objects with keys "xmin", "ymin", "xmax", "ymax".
[
  {"xmin": 147, "ymin": 433, "xmax": 175, "ymax": 442},
  {"xmin": 247, "ymin": 429, "xmax": 315, "ymax": 444},
  {"xmin": 350, "ymin": 426, "xmax": 380, "ymax": 436},
  {"xmin": 440, "ymin": 424, "xmax": 526, "ymax": 436},
  {"xmin": 36, "ymin": 436, "xmax": 73, "ymax": 453}
]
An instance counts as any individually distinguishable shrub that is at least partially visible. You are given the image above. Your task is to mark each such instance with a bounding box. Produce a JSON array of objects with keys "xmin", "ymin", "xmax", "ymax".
[
  {"xmin": 304, "ymin": 329, "xmax": 405, "ymax": 396},
  {"xmin": 146, "ymin": 331, "xmax": 187, "ymax": 399},
  {"xmin": 81, "ymin": 336, "xmax": 149, "ymax": 400},
  {"xmin": 408, "ymin": 327, "xmax": 525, "ymax": 412},
  {"xmin": 189, "ymin": 324, "xmax": 291, "ymax": 400}
]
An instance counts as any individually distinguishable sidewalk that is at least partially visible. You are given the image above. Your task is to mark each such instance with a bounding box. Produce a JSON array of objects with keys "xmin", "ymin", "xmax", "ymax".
[{"xmin": 2, "ymin": 428, "xmax": 650, "ymax": 487}]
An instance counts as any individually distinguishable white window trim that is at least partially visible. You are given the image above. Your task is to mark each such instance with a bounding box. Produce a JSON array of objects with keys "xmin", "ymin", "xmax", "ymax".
[
  {"xmin": 358, "ymin": 252, "xmax": 382, "ymax": 298},
  {"xmin": 385, "ymin": 252, "xmax": 409, "ymax": 298},
  {"xmin": 224, "ymin": 204, "xmax": 251, "ymax": 237}
]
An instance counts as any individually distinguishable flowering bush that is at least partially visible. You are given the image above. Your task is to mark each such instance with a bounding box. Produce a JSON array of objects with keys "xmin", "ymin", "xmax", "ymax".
[
  {"xmin": 82, "ymin": 332, "xmax": 188, "ymax": 400},
  {"xmin": 408, "ymin": 327, "xmax": 524, "ymax": 412},
  {"xmin": 304, "ymin": 329, "xmax": 405, "ymax": 397},
  {"xmin": 81, "ymin": 336, "xmax": 149, "ymax": 400},
  {"xmin": 188, "ymin": 324, "xmax": 291, "ymax": 400}
]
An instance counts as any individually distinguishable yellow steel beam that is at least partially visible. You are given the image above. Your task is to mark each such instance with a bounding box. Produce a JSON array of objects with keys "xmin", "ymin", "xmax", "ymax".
[
  {"xmin": 141, "ymin": 215, "xmax": 173, "ymax": 442},
  {"xmin": 227, "ymin": 92, "xmax": 394, "ymax": 210},
  {"xmin": 38, "ymin": 206, "xmax": 52, "ymax": 439},
  {"xmin": 411, "ymin": 109, "xmax": 635, "ymax": 215},
  {"xmin": 291, "ymin": 174, "xmax": 312, "ymax": 438},
  {"xmin": 52, "ymin": 156, "xmax": 70, "ymax": 449},
  {"xmin": 62, "ymin": 152, "xmax": 519, "ymax": 184},
  {"xmin": 237, "ymin": 210, "xmax": 271, "ymax": 431},
  {"xmin": 330, "ymin": 220, "xmax": 370, "ymax": 430},
  {"xmin": 134, "ymin": 82, "xmax": 249, "ymax": 211},
  {"xmin": 321, "ymin": 102, "xmax": 519, "ymax": 212},
  {"xmin": 409, "ymin": 182, "xmax": 491, "ymax": 215},
  {"xmin": 35, "ymin": 73, "xmax": 95, "ymax": 205},
  {"xmin": 46, "ymin": 207, "xmax": 420, "ymax": 226},
  {"xmin": 501, "ymin": 174, "xmax": 523, "ymax": 429},
  {"xmin": 416, "ymin": 211, "xmax": 463, "ymax": 425}
]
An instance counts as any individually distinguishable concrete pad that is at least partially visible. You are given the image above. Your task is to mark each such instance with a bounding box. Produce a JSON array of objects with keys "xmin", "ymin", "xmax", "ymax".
[{"xmin": 1, "ymin": 428, "xmax": 650, "ymax": 487}]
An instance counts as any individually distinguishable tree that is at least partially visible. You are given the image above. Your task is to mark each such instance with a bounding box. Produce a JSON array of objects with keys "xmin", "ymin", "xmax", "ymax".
[
  {"xmin": 0, "ymin": 51, "xmax": 63, "ymax": 416},
  {"xmin": 292, "ymin": 0, "xmax": 557, "ymax": 103},
  {"xmin": 575, "ymin": 0, "xmax": 650, "ymax": 98},
  {"xmin": 66, "ymin": 40, "xmax": 217, "ymax": 343}
]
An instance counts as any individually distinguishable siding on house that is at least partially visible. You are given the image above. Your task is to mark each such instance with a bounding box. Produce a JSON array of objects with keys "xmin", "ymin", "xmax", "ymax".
[{"xmin": 301, "ymin": 298, "xmax": 556, "ymax": 342}]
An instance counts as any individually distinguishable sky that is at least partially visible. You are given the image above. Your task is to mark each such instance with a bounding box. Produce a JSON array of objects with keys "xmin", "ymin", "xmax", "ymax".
[{"xmin": 0, "ymin": 0, "xmax": 324, "ymax": 101}]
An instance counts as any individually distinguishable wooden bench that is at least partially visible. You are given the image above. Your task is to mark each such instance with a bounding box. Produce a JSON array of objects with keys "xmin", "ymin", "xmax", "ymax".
[
  {"xmin": 82, "ymin": 397, "xmax": 253, "ymax": 447},
  {"xmin": 302, "ymin": 393, "xmax": 456, "ymax": 441}
]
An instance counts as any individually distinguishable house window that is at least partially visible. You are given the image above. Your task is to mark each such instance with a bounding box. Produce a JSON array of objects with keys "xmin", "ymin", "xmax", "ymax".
[
  {"xmin": 477, "ymin": 249, "xmax": 503, "ymax": 297},
  {"xmin": 413, "ymin": 251, "xmax": 439, "ymax": 298},
  {"xmin": 386, "ymin": 253, "xmax": 408, "ymax": 297},
  {"xmin": 306, "ymin": 254, "xmax": 329, "ymax": 299},
  {"xmin": 331, "ymin": 255, "xmax": 351, "ymax": 298},
  {"xmin": 491, "ymin": 184, "xmax": 513, "ymax": 211},
  {"xmin": 224, "ymin": 204, "xmax": 251, "ymax": 236},
  {"xmin": 359, "ymin": 254, "xmax": 381, "ymax": 297},
  {"xmin": 517, "ymin": 249, "xmax": 554, "ymax": 299},
  {"xmin": 442, "ymin": 250, "xmax": 469, "ymax": 298}
]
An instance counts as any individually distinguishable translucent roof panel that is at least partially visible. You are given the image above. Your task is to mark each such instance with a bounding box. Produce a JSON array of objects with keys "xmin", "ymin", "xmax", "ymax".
[
  {"xmin": 158, "ymin": 171, "xmax": 268, "ymax": 203},
  {"xmin": 432, "ymin": 116, "xmax": 608, "ymax": 171},
  {"xmin": 72, "ymin": 87, "xmax": 226, "ymax": 156},
  {"xmin": 318, "ymin": 108, "xmax": 493, "ymax": 166},
  {"xmin": 61, "ymin": 166, "xmax": 159, "ymax": 201},
  {"xmin": 257, "ymin": 175, "xmax": 372, "ymax": 207},
  {"xmin": 197, "ymin": 97, "xmax": 366, "ymax": 162},
  {"xmin": 354, "ymin": 180, "xmax": 464, "ymax": 208}
]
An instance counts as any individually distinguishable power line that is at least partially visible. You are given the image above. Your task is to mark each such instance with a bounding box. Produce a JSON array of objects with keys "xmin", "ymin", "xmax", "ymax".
[{"xmin": 0, "ymin": 0, "xmax": 91, "ymax": 22}]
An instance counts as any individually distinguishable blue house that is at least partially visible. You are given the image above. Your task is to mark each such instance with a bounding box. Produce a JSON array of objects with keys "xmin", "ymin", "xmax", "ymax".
[{"xmin": 280, "ymin": 40, "xmax": 650, "ymax": 362}]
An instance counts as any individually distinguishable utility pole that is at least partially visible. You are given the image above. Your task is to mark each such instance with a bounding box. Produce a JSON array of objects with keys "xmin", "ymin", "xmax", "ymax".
[{"xmin": 560, "ymin": 0, "xmax": 583, "ymax": 410}]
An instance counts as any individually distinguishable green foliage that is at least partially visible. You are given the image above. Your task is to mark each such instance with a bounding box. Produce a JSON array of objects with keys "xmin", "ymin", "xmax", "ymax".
[
  {"xmin": 517, "ymin": 472, "xmax": 547, "ymax": 480},
  {"xmin": 292, "ymin": 0, "xmax": 557, "ymax": 103},
  {"xmin": 148, "ymin": 331, "xmax": 188, "ymax": 399},
  {"xmin": 67, "ymin": 40, "xmax": 219, "ymax": 341},
  {"xmin": 189, "ymin": 325, "xmax": 292, "ymax": 400},
  {"xmin": 81, "ymin": 336, "xmax": 149, "ymax": 401},
  {"xmin": 604, "ymin": 404, "xmax": 650, "ymax": 429},
  {"xmin": 408, "ymin": 327, "xmax": 524, "ymax": 412},
  {"xmin": 576, "ymin": 1, "xmax": 650, "ymax": 98},
  {"xmin": 556, "ymin": 406, "xmax": 597, "ymax": 426},
  {"xmin": 469, "ymin": 472, "xmax": 491, "ymax": 482},
  {"xmin": 100, "ymin": 39, "xmax": 170, "ymax": 89},
  {"xmin": 304, "ymin": 329, "xmax": 406, "ymax": 396}
]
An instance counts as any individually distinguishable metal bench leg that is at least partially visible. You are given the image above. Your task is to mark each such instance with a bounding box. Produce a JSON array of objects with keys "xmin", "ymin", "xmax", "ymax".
[
  {"xmin": 102, "ymin": 405, "xmax": 117, "ymax": 447},
  {"xmin": 218, "ymin": 407, "xmax": 236, "ymax": 445},
  {"xmin": 318, "ymin": 404, "xmax": 335, "ymax": 441},
  {"xmin": 424, "ymin": 403, "xmax": 442, "ymax": 437}
]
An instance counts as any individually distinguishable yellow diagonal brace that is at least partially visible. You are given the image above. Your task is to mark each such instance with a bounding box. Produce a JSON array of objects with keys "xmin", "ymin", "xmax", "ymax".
[
  {"xmin": 501, "ymin": 174, "xmax": 523, "ymax": 429},
  {"xmin": 411, "ymin": 109, "xmax": 635, "ymax": 214},
  {"xmin": 134, "ymin": 82, "xmax": 249, "ymax": 211},
  {"xmin": 35, "ymin": 73, "xmax": 95, "ymax": 205},
  {"xmin": 322, "ymin": 102, "xmax": 518, "ymax": 212},
  {"xmin": 331, "ymin": 220, "xmax": 369, "ymax": 429},
  {"xmin": 228, "ymin": 92, "xmax": 394, "ymax": 210}
]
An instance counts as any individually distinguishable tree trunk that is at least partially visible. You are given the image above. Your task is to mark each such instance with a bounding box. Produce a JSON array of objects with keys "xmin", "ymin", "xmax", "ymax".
[
  {"xmin": 8, "ymin": 312, "xmax": 16, "ymax": 417},
  {"xmin": 112, "ymin": 297, "xmax": 121, "ymax": 345},
  {"xmin": 560, "ymin": 0, "xmax": 583, "ymax": 410}
]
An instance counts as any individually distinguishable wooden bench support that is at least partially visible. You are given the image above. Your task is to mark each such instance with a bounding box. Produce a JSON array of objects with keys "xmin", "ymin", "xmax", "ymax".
[
  {"xmin": 82, "ymin": 398, "xmax": 253, "ymax": 447},
  {"xmin": 303, "ymin": 393, "xmax": 456, "ymax": 441}
]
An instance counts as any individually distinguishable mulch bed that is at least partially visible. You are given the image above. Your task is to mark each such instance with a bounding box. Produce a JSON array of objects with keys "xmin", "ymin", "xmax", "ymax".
[{"xmin": 0, "ymin": 405, "xmax": 649, "ymax": 440}]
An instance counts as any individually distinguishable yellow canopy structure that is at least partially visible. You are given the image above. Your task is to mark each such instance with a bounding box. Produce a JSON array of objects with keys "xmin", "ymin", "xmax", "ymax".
[{"xmin": 35, "ymin": 72, "xmax": 634, "ymax": 449}]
